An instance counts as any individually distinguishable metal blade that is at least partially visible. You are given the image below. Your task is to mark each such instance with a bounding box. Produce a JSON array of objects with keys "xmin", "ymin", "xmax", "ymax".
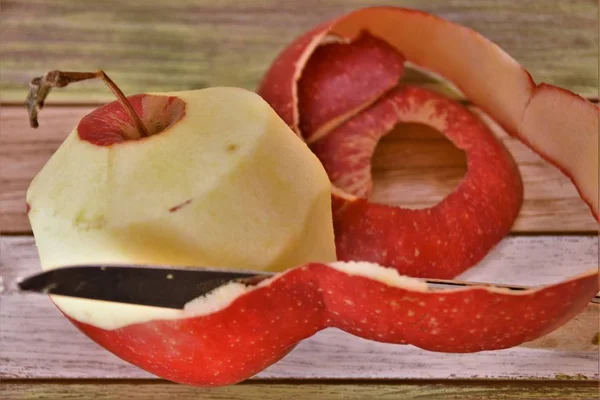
[{"xmin": 17, "ymin": 264, "xmax": 273, "ymax": 309}]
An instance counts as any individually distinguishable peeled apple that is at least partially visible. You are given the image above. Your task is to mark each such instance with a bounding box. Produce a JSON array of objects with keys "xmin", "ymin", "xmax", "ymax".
[{"xmin": 26, "ymin": 87, "xmax": 337, "ymax": 329}]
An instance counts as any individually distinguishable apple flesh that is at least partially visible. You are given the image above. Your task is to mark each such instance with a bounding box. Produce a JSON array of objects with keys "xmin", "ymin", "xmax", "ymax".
[{"xmin": 26, "ymin": 86, "xmax": 336, "ymax": 329}]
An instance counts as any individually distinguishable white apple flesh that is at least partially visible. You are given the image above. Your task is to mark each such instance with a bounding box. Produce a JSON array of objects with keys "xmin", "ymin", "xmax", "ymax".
[{"xmin": 27, "ymin": 87, "xmax": 336, "ymax": 329}]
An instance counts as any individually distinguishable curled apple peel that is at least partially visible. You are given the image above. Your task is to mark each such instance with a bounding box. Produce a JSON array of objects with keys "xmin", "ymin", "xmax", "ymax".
[
  {"xmin": 258, "ymin": 6, "xmax": 599, "ymax": 277},
  {"xmin": 67, "ymin": 262, "xmax": 598, "ymax": 386},
  {"xmin": 313, "ymin": 85, "xmax": 523, "ymax": 278}
]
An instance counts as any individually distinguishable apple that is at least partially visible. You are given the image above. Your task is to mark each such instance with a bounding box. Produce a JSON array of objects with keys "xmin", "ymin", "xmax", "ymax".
[{"xmin": 26, "ymin": 70, "xmax": 336, "ymax": 329}]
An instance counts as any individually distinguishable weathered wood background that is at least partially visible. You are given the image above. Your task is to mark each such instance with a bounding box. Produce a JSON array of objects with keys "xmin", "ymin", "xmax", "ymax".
[{"xmin": 1, "ymin": 0, "xmax": 598, "ymax": 399}]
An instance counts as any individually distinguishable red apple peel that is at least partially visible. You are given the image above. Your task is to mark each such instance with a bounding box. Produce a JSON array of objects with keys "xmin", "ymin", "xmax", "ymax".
[
  {"xmin": 258, "ymin": 7, "xmax": 599, "ymax": 279},
  {"xmin": 298, "ymin": 31, "xmax": 405, "ymax": 142},
  {"xmin": 69, "ymin": 263, "xmax": 598, "ymax": 386},
  {"xmin": 77, "ymin": 94, "xmax": 186, "ymax": 146},
  {"xmin": 313, "ymin": 86, "xmax": 522, "ymax": 278}
]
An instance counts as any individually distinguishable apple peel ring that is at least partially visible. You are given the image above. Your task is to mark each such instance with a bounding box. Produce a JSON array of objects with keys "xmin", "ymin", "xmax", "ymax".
[
  {"xmin": 67, "ymin": 263, "xmax": 598, "ymax": 386},
  {"xmin": 258, "ymin": 6, "xmax": 599, "ymax": 277},
  {"xmin": 311, "ymin": 85, "xmax": 523, "ymax": 278}
]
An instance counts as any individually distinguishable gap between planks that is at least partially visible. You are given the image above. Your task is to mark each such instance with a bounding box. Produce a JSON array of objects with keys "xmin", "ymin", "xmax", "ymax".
[{"xmin": 2, "ymin": 380, "xmax": 599, "ymax": 400}]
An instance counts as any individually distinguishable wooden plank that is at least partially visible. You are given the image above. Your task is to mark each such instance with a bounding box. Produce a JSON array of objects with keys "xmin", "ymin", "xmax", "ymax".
[
  {"xmin": 0, "ymin": 0, "xmax": 597, "ymax": 103},
  {"xmin": 3, "ymin": 381, "xmax": 599, "ymax": 400},
  {"xmin": 2, "ymin": 236, "xmax": 598, "ymax": 380},
  {"xmin": 1, "ymin": 105, "xmax": 597, "ymax": 233}
]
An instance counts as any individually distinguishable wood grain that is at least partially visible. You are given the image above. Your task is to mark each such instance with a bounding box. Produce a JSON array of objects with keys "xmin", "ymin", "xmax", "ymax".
[
  {"xmin": 1, "ymin": 105, "xmax": 597, "ymax": 233},
  {"xmin": 1, "ymin": 0, "xmax": 599, "ymax": 393},
  {"xmin": 2, "ymin": 236, "xmax": 598, "ymax": 380},
  {"xmin": 0, "ymin": 0, "xmax": 597, "ymax": 103},
  {"xmin": 3, "ymin": 381, "xmax": 600, "ymax": 400}
]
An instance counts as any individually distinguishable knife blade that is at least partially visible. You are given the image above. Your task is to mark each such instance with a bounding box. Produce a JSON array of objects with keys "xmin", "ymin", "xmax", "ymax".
[
  {"xmin": 17, "ymin": 264, "xmax": 272, "ymax": 309},
  {"xmin": 17, "ymin": 264, "xmax": 600, "ymax": 309}
]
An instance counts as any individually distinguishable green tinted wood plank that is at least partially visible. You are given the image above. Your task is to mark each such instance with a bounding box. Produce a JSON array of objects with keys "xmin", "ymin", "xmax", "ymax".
[{"xmin": 1, "ymin": 0, "xmax": 597, "ymax": 102}]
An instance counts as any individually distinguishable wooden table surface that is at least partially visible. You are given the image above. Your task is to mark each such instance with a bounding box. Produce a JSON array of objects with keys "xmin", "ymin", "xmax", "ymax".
[{"xmin": 1, "ymin": 0, "xmax": 598, "ymax": 399}]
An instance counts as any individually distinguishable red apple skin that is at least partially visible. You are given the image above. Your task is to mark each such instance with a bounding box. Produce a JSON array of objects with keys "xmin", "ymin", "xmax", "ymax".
[
  {"xmin": 258, "ymin": 20, "xmax": 333, "ymax": 134},
  {"xmin": 311, "ymin": 86, "xmax": 523, "ymax": 278},
  {"xmin": 298, "ymin": 31, "xmax": 405, "ymax": 141},
  {"xmin": 77, "ymin": 94, "xmax": 185, "ymax": 146},
  {"xmin": 67, "ymin": 263, "xmax": 598, "ymax": 386}
]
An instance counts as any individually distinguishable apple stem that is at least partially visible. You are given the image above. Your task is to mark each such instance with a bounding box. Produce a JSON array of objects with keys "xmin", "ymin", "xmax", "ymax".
[{"xmin": 26, "ymin": 70, "xmax": 151, "ymax": 139}]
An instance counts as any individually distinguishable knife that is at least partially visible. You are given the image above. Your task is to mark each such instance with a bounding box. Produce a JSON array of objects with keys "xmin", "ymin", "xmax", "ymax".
[{"xmin": 17, "ymin": 264, "xmax": 600, "ymax": 309}]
